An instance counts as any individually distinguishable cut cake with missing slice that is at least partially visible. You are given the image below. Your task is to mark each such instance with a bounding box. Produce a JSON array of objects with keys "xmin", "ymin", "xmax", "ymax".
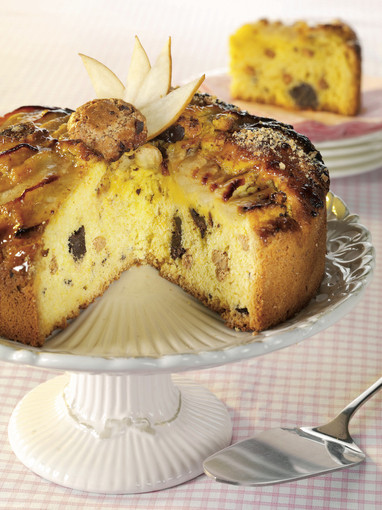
[{"xmin": 0, "ymin": 94, "xmax": 329, "ymax": 346}]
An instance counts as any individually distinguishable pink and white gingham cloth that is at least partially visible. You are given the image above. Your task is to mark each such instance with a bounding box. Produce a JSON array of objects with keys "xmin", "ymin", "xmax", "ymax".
[{"xmin": 0, "ymin": 1, "xmax": 382, "ymax": 508}]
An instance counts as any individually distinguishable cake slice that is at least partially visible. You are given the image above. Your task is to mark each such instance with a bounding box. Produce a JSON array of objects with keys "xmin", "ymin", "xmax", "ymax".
[
  {"xmin": 229, "ymin": 19, "xmax": 361, "ymax": 116},
  {"xmin": 0, "ymin": 94, "xmax": 329, "ymax": 346}
]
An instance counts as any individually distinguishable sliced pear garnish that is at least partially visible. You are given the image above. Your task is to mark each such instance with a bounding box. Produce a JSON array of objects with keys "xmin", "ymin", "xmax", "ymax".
[
  {"xmin": 133, "ymin": 38, "xmax": 172, "ymax": 109},
  {"xmin": 123, "ymin": 36, "xmax": 151, "ymax": 104},
  {"xmin": 79, "ymin": 38, "xmax": 205, "ymax": 142},
  {"xmin": 142, "ymin": 75, "xmax": 205, "ymax": 140},
  {"xmin": 79, "ymin": 53, "xmax": 125, "ymax": 99}
]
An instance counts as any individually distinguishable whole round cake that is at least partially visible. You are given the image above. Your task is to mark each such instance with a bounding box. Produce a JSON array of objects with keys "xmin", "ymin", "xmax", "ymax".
[{"xmin": 0, "ymin": 93, "xmax": 329, "ymax": 346}]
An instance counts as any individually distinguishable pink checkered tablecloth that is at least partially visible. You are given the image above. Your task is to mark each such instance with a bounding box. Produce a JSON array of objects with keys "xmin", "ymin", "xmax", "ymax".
[{"xmin": 0, "ymin": 1, "xmax": 381, "ymax": 508}]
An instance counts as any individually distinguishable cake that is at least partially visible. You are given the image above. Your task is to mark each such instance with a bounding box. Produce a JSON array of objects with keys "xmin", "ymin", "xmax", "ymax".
[
  {"xmin": 0, "ymin": 97, "xmax": 330, "ymax": 347},
  {"xmin": 229, "ymin": 19, "xmax": 361, "ymax": 116},
  {"xmin": 0, "ymin": 94, "xmax": 329, "ymax": 347}
]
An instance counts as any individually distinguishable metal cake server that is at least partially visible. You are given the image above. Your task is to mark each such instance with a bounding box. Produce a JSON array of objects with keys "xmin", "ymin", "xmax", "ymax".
[{"xmin": 204, "ymin": 376, "xmax": 382, "ymax": 486}]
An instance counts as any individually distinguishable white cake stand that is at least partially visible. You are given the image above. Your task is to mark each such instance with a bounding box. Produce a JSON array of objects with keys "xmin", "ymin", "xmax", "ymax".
[{"xmin": 0, "ymin": 193, "xmax": 374, "ymax": 494}]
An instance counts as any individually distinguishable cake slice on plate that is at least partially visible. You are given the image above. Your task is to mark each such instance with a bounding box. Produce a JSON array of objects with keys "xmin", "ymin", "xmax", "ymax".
[{"xmin": 229, "ymin": 19, "xmax": 361, "ymax": 116}]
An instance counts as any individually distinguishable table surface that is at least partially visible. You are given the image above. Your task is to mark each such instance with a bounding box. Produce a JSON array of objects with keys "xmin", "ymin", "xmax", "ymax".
[{"xmin": 0, "ymin": 1, "xmax": 381, "ymax": 508}]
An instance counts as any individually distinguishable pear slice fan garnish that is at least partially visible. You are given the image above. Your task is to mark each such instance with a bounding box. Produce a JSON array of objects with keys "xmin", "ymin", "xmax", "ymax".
[{"xmin": 80, "ymin": 37, "xmax": 204, "ymax": 140}]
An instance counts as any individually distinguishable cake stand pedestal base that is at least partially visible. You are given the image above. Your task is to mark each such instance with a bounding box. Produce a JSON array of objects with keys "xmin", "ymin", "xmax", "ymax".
[{"xmin": 8, "ymin": 372, "xmax": 232, "ymax": 493}]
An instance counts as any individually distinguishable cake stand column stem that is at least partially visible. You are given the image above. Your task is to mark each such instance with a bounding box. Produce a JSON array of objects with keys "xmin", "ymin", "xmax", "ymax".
[{"xmin": 63, "ymin": 372, "xmax": 180, "ymax": 437}]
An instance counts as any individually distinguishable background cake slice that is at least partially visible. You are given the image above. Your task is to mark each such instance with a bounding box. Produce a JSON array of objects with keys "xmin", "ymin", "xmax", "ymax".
[
  {"xmin": 229, "ymin": 19, "xmax": 361, "ymax": 116},
  {"xmin": 0, "ymin": 94, "xmax": 329, "ymax": 346}
]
